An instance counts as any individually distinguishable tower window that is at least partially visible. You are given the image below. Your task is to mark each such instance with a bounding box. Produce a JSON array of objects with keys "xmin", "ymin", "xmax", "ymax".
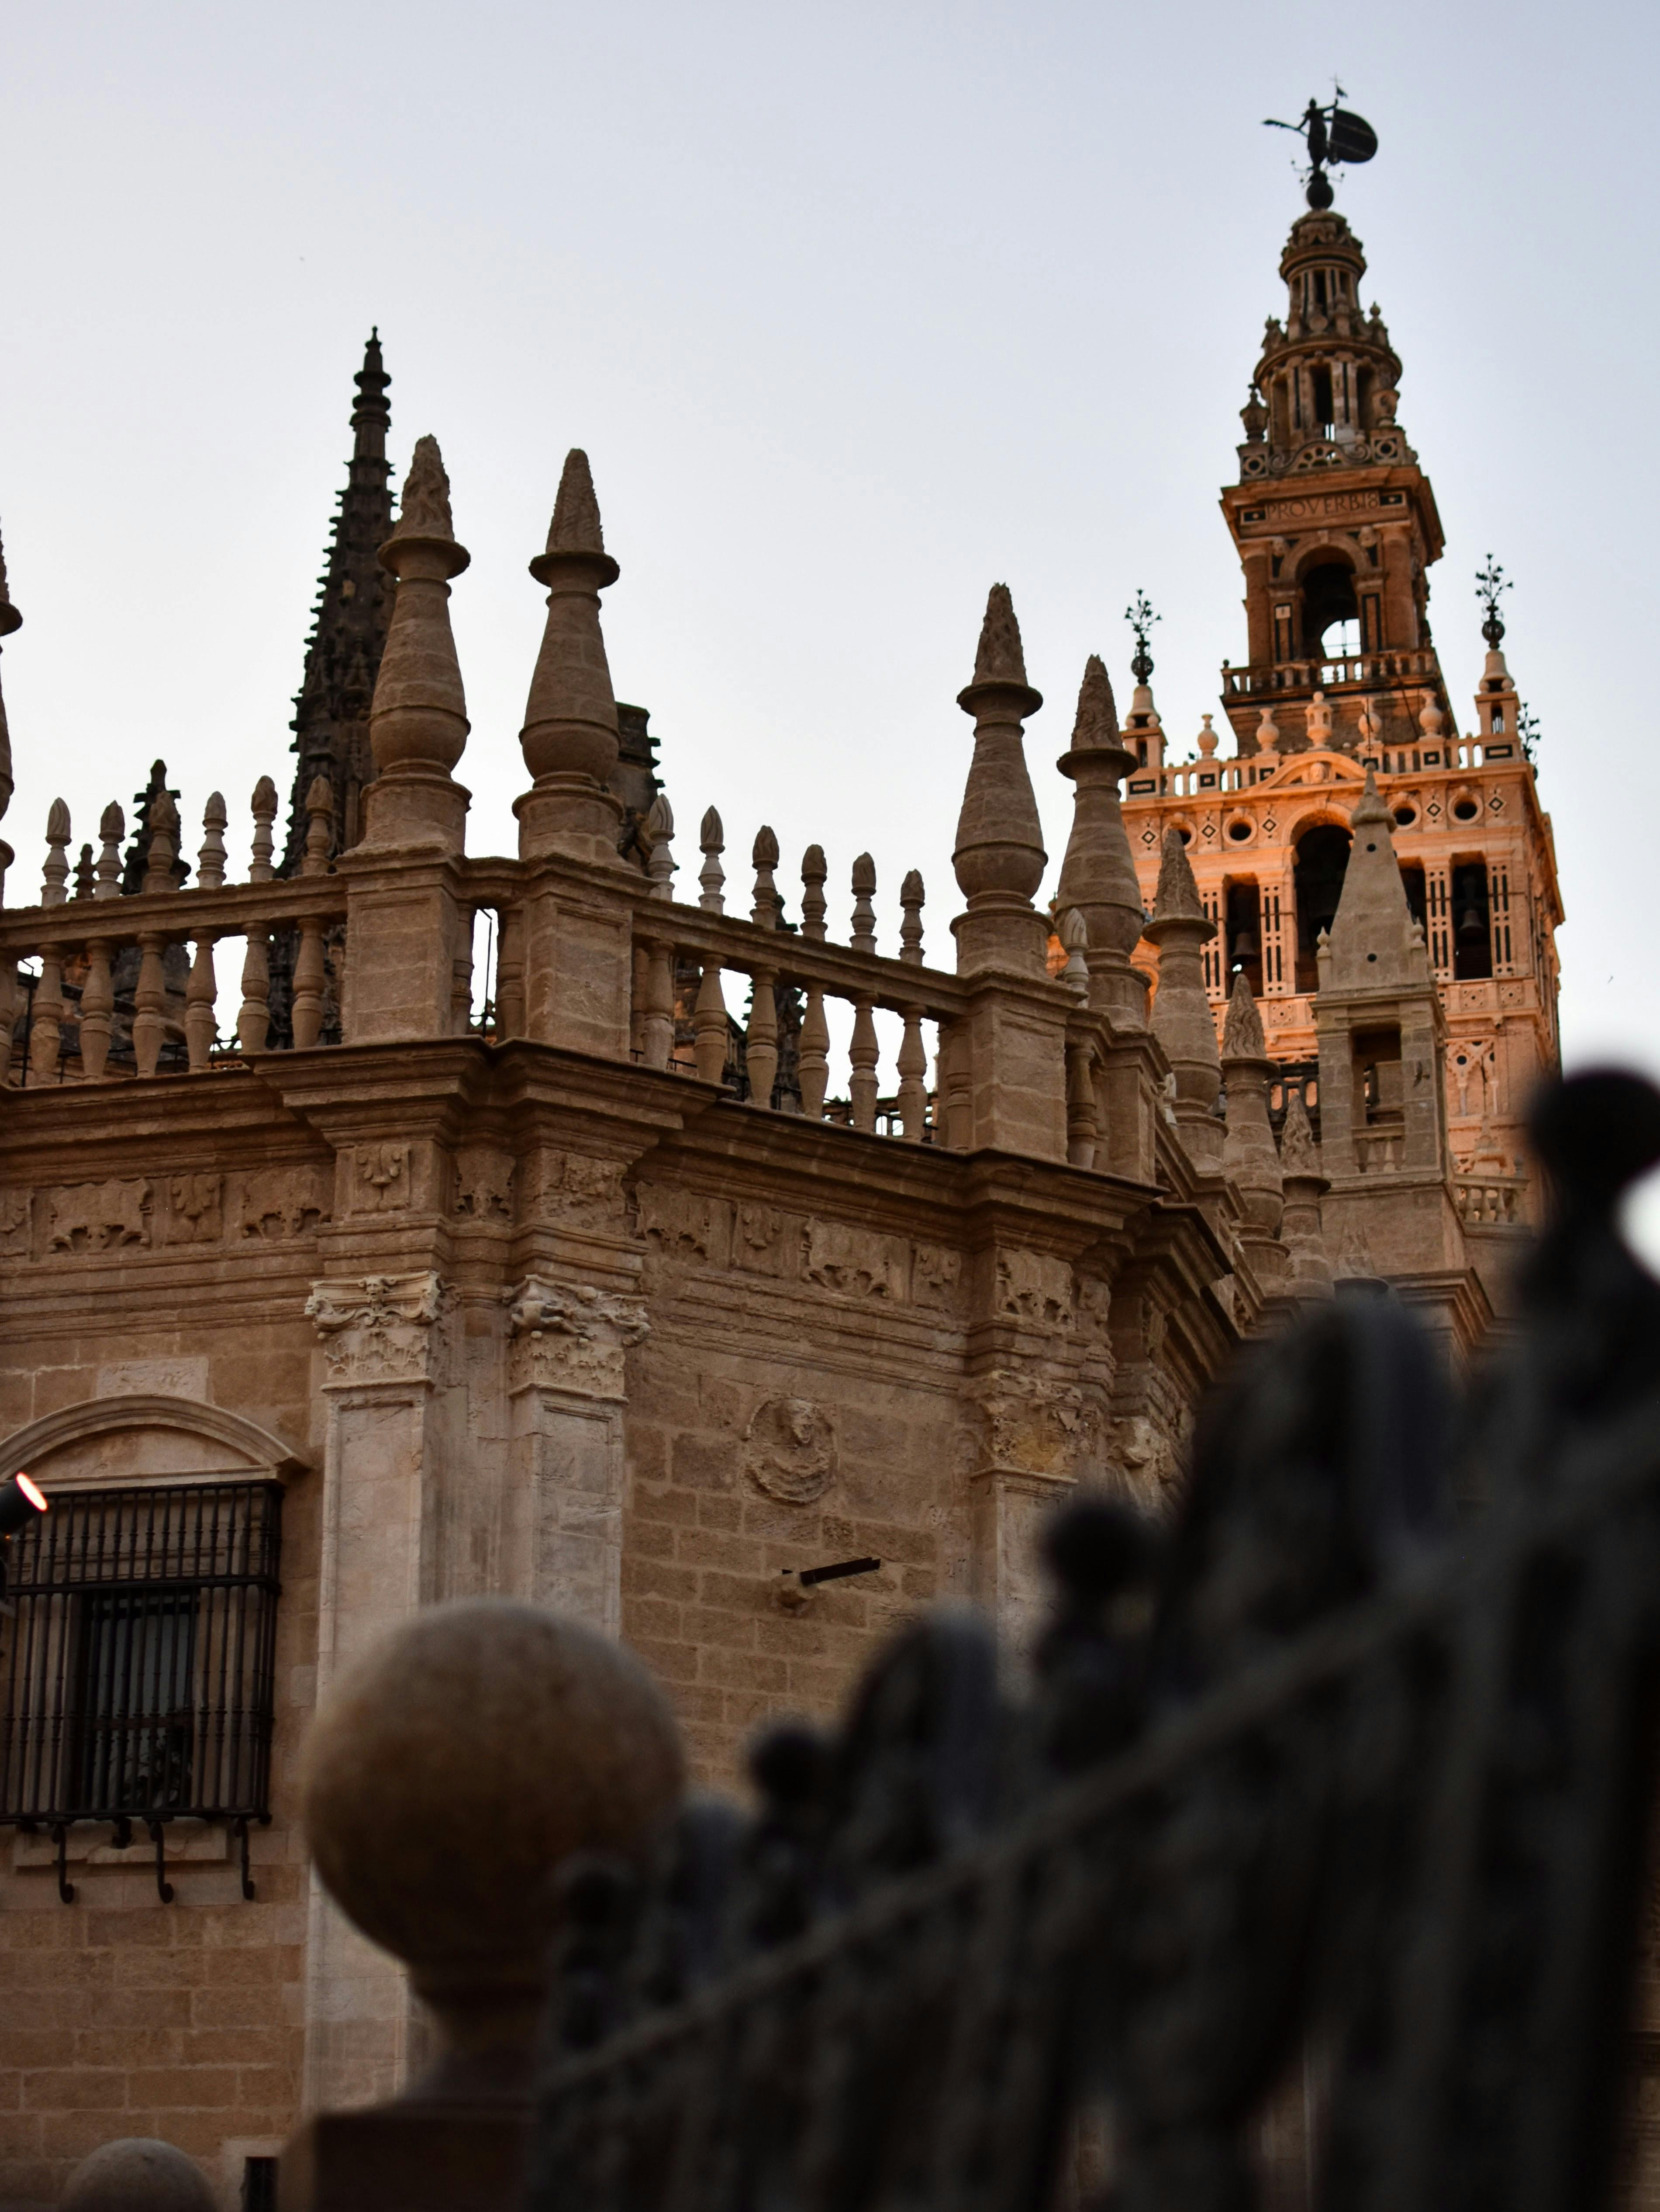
[
  {"xmin": 1311, "ymin": 365, "xmax": 1335, "ymax": 435},
  {"xmin": 1451, "ymin": 861, "xmax": 1493, "ymax": 980},
  {"xmin": 1300, "ymin": 562, "xmax": 1360, "ymax": 658},
  {"xmin": 1225, "ymin": 880, "xmax": 1263, "ymax": 996}
]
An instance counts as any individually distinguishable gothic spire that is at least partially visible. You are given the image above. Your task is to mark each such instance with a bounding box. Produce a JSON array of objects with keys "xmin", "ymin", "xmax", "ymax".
[{"xmin": 280, "ymin": 331, "xmax": 396, "ymax": 873}]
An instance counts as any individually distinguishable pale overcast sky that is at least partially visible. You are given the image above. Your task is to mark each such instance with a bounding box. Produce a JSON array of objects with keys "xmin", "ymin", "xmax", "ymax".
[{"xmin": 1, "ymin": 2, "xmax": 1653, "ymax": 1077}]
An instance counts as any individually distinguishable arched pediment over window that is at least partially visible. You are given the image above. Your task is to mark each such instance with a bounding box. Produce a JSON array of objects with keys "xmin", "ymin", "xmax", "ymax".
[{"xmin": 0, "ymin": 1394, "xmax": 310, "ymax": 1490}]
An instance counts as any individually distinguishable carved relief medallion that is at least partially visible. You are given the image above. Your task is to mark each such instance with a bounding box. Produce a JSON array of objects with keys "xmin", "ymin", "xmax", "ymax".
[{"xmin": 743, "ymin": 1397, "xmax": 837, "ymax": 1505}]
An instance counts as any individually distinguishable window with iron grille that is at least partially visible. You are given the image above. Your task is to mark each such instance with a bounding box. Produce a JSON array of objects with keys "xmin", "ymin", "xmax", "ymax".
[{"xmin": 0, "ymin": 1480, "xmax": 282, "ymax": 1828}]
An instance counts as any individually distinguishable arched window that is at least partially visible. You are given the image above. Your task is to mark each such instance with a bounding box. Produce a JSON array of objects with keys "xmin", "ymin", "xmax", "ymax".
[
  {"xmin": 1293, "ymin": 823, "xmax": 1352, "ymax": 992},
  {"xmin": 1299, "ymin": 561, "xmax": 1360, "ymax": 659}
]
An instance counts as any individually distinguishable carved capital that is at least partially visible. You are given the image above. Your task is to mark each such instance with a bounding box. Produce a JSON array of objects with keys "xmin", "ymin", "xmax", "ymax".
[
  {"xmin": 307, "ymin": 1271, "xmax": 445, "ymax": 1384},
  {"xmin": 970, "ymin": 1369, "xmax": 1096, "ymax": 1486},
  {"xmin": 506, "ymin": 1275, "xmax": 649, "ymax": 1399}
]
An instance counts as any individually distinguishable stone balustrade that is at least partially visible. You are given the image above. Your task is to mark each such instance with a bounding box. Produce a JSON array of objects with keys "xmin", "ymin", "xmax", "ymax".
[{"xmin": 1454, "ymin": 1172, "xmax": 1526, "ymax": 1226}]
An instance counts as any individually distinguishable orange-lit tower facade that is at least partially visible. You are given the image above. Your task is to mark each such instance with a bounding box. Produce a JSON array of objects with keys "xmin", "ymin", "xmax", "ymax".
[{"xmin": 1120, "ymin": 203, "xmax": 1564, "ymax": 1300}]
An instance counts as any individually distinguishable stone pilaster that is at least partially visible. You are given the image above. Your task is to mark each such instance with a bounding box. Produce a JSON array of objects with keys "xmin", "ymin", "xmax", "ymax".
[
  {"xmin": 301, "ymin": 1269, "xmax": 452, "ymax": 2118},
  {"xmin": 502, "ymin": 1275, "xmax": 648, "ymax": 1636}
]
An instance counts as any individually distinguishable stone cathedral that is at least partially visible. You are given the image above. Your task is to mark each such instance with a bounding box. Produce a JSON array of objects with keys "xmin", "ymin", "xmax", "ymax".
[{"xmin": 0, "ymin": 198, "xmax": 1564, "ymax": 2202}]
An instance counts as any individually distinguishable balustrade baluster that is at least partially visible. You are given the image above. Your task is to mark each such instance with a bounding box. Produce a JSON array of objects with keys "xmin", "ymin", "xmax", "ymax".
[
  {"xmin": 495, "ymin": 906, "xmax": 525, "ymax": 1040},
  {"xmin": 939, "ymin": 1020, "xmax": 972, "ymax": 1150},
  {"xmin": 197, "ymin": 793, "xmax": 228, "ymax": 890},
  {"xmin": 693, "ymin": 959, "xmax": 728, "ymax": 1083},
  {"xmin": 897, "ymin": 1008, "xmax": 927, "ymax": 1142},
  {"xmin": 185, "ymin": 937, "xmax": 218, "ymax": 1072},
  {"xmin": 642, "ymin": 938, "xmax": 675, "ymax": 1069},
  {"xmin": 295, "ymin": 776, "xmax": 335, "ymax": 1047},
  {"xmin": 142, "ymin": 793, "xmax": 179, "ymax": 896},
  {"xmin": 751, "ymin": 828, "xmax": 780, "ymax": 929},
  {"xmin": 293, "ymin": 923, "xmax": 327, "ymax": 1050},
  {"xmin": 745, "ymin": 968, "xmax": 778, "ymax": 1107},
  {"xmin": 849, "ymin": 996, "xmax": 879, "ymax": 1131},
  {"xmin": 133, "ymin": 933, "xmax": 168, "ymax": 1078},
  {"xmin": 30, "ymin": 800, "xmax": 70, "ymax": 1081},
  {"xmin": 1066, "ymin": 1037, "xmax": 1100, "ymax": 1169},
  {"xmin": 798, "ymin": 985, "xmax": 829, "ymax": 1120},
  {"xmin": 79, "ymin": 942, "xmax": 114, "ymax": 1081},
  {"xmin": 699, "ymin": 809, "xmax": 725, "ymax": 913},
  {"xmin": 238, "ymin": 935, "xmax": 271, "ymax": 1054},
  {"xmin": 249, "ymin": 777, "xmax": 277, "ymax": 882}
]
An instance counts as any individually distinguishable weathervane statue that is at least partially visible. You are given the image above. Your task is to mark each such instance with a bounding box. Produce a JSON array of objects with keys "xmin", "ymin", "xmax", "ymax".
[{"xmin": 1264, "ymin": 90, "xmax": 1379, "ymax": 207}]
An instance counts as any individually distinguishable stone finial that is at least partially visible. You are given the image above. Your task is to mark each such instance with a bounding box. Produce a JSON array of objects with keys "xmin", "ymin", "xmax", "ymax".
[
  {"xmin": 94, "ymin": 803, "xmax": 124, "ymax": 899},
  {"xmin": 1222, "ymin": 969, "xmax": 1267, "ymax": 1059},
  {"xmin": 302, "ymin": 774, "xmax": 334, "ymax": 876},
  {"xmin": 751, "ymin": 826, "xmax": 781, "ymax": 929},
  {"xmin": 952, "ymin": 583, "xmax": 1047, "ymax": 975},
  {"xmin": 1277, "ymin": 1092, "xmax": 1332, "ymax": 1296},
  {"xmin": 1323, "ymin": 770, "xmax": 1429, "ymax": 990},
  {"xmin": 644, "ymin": 792, "xmax": 676, "ymax": 901},
  {"xmin": 142, "ymin": 792, "xmax": 179, "ymax": 896},
  {"xmin": 1060, "ymin": 907, "xmax": 1090, "ymax": 998},
  {"xmin": 1197, "ymin": 714, "xmax": 1219, "ymax": 760},
  {"xmin": 1056, "ymin": 654, "xmax": 1147, "ymax": 1026},
  {"xmin": 1280, "ymin": 1089, "xmax": 1319, "ymax": 1175},
  {"xmin": 899, "ymin": 868, "xmax": 925, "ymax": 965},
  {"xmin": 197, "ymin": 793, "xmax": 228, "ymax": 891},
  {"xmin": 698, "ymin": 806, "xmax": 725, "ymax": 913},
  {"xmin": 72, "ymin": 843, "xmax": 93, "ymax": 900},
  {"xmin": 1143, "ymin": 828, "xmax": 1220, "ymax": 1160},
  {"xmin": 365, "ymin": 435, "xmax": 471, "ymax": 851},
  {"xmin": 63, "ymin": 2139, "xmax": 216, "ymax": 2212},
  {"xmin": 517, "ymin": 449, "xmax": 622, "ymax": 862},
  {"xmin": 1418, "ymin": 692, "xmax": 1445, "ymax": 741},
  {"xmin": 1255, "ymin": 704, "xmax": 1281, "ymax": 752},
  {"xmin": 302, "ymin": 1598, "xmax": 683, "ymax": 2097},
  {"xmin": 1305, "ymin": 690, "xmax": 1334, "ymax": 750},
  {"xmin": 801, "ymin": 844, "xmax": 827, "ymax": 941},
  {"xmin": 1152, "ymin": 825, "xmax": 1205, "ymax": 923},
  {"xmin": 41, "ymin": 799, "xmax": 70, "ymax": 906},
  {"xmin": 249, "ymin": 777, "xmax": 278, "ymax": 882},
  {"xmin": 851, "ymin": 852, "xmax": 877, "ymax": 953}
]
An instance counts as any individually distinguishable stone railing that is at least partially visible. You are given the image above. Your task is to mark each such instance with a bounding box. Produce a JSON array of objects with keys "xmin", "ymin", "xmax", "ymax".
[
  {"xmin": 1354, "ymin": 1124, "xmax": 1405, "ymax": 1175},
  {"xmin": 1455, "ymin": 1171, "xmax": 1528, "ymax": 1227},
  {"xmin": 1222, "ymin": 648, "xmax": 1439, "ymax": 698},
  {"xmin": 0, "ymin": 776, "xmax": 347, "ymax": 1083}
]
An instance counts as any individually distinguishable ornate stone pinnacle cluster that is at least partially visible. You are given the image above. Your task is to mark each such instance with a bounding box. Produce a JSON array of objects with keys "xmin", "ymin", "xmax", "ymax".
[
  {"xmin": 1153, "ymin": 826, "xmax": 1206, "ymax": 923},
  {"xmin": 1222, "ymin": 968, "xmax": 1268, "ymax": 1061}
]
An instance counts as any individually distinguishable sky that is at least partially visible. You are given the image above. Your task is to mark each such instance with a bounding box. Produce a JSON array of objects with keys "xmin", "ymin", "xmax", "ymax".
[{"xmin": 1, "ymin": 0, "xmax": 1656, "ymax": 1085}]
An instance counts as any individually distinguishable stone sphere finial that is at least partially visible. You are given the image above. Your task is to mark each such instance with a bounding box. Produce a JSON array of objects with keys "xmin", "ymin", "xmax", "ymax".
[
  {"xmin": 301, "ymin": 1598, "xmax": 684, "ymax": 2096},
  {"xmin": 63, "ymin": 2140, "xmax": 216, "ymax": 2212}
]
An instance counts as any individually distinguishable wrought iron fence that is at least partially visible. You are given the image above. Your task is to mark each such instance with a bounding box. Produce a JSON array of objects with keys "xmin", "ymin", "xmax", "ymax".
[
  {"xmin": 525, "ymin": 1072, "xmax": 1660, "ymax": 2212},
  {"xmin": 0, "ymin": 1478, "xmax": 282, "ymax": 1898}
]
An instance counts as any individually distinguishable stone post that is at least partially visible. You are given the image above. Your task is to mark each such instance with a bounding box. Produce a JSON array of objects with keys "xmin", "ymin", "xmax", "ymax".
[
  {"xmin": 949, "ymin": 585, "xmax": 1070, "ymax": 1161},
  {"xmin": 514, "ymin": 451, "xmax": 636, "ymax": 1057},
  {"xmin": 1055, "ymin": 655, "xmax": 1151, "ymax": 1030},
  {"xmin": 340, "ymin": 439, "xmax": 474, "ymax": 1043},
  {"xmin": 1221, "ymin": 973, "xmax": 1288, "ymax": 1296},
  {"xmin": 1142, "ymin": 830, "xmax": 1223, "ymax": 1174},
  {"xmin": 1279, "ymin": 1092, "xmax": 1332, "ymax": 1295}
]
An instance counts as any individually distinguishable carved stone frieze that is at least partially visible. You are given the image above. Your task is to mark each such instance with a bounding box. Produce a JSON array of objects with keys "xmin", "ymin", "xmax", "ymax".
[
  {"xmin": 802, "ymin": 1219, "xmax": 906, "ymax": 1302},
  {"xmin": 637, "ymin": 1184, "xmax": 726, "ymax": 1267},
  {"xmin": 530, "ymin": 1150, "xmax": 627, "ymax": 1233},
  {"xmin": 452, "ymin": 1146, "xmax": 514, "ymax": 1223},
  {"xmin": 506, "ymin": 1275, "xmax": 649, "ymax": 1398},
  {"xmin": 166, "ymin": 1173, "xmax": 223, "ymax": 1244},
  {"xmin": 238, "ymin": 1167, "xmax": 331, "ymax": 1241},
  {"xmin": 355, "ymin": 1143, "xmax": 411, "ymax": 1212},
  {"xmin": 972, "ymin": 1369, "xmax": 1097, "ymax": 1485},
  {"xmin": 996, "ymin": 1251, "xmax": 1075, "ymax": 1330},
  {"xmin": 45, "ymin": 1178, "xmax": 151, "ymax": 1255},
  {"xmin": 743, "ymin": 1396, "xmax": 837, "ymax": 1505},
  {"xmin": 0, "ymin": 1190, "xmax": 30, "ymax": 1256},
  {"xmin": 912, "ymin": 1244, "xmax": 963, "ymax": 1309},
  {"xmin": 735, "ymin": 1204, "xmax": 791, "ymax": 1276},
  {"xmin": 306, "ymin": 1271, "xmax": 445, "ymax": 1383}
]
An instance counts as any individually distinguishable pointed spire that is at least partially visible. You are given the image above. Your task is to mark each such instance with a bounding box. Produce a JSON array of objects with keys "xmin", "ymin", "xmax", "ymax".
[
  {"xmin": 281, "ymin": 333, "xmax": 396, "ymax": 874},
  {"xmin": 1277, "ymin": 1092, "xmax": 1332, "ymax": 1296},
  {"xmin": 952, "ymin": 582, "xmax": 1047, "ymax": 975},
  {"xmin": 1322, "ymin": 770, "xmax": 1427, "ymax": 989},
  {"xmin": 362, "ymin": 435, "xmax": 471, "ymax": 853},
  {"xmin": 1222, "ymin": 972, "xmax": 1283, "ymax": 1254},
  {"xmin": 517, "ymin": 448, "xmax": 623, "ymax": 862},
  {"xmin": 1056, "ymin": 655, "xmax": 1149, "ymax": 1026},
  {"xmin": 1143, "ymin": 829, "xmax": 1221, "ymax": 1165}
]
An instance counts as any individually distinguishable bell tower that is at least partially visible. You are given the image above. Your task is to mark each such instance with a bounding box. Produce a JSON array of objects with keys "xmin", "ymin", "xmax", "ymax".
[{"xmin": 1220, "ymin": 210, "xmax": 1453, "ymax": 758}]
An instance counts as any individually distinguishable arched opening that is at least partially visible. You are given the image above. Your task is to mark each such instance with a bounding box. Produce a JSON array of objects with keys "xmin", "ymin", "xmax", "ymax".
[
  {"xmin": 1224, "ymin": 880, "xmax": 1263, "ymax": 996},
  {"xmin": 1452, "ymin": 859, "xmax": 1493, "ymax": 980},
  {"xmin": 1299, "ymin": 561, "xmax": 1360, "ymax": 659},
  {"xmin": 1293, "ymin": 822, "xmax": 1351, "ymax": 992}
]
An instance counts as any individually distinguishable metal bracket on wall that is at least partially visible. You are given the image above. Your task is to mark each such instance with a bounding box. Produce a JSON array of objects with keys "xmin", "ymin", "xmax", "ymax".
[
  {"xmin": 145, "ymin": 1818, "xmax": 174, "ymax": 1904},
  {"xmin": 48, "ymin": 1822, "xmax": 74, "ymax": 1905}
]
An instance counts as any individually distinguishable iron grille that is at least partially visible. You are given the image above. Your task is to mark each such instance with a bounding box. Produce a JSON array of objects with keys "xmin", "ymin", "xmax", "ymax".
[{"xmin": 0, "ymin": 1479, "xmax": 282, "ymax": 1825}]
